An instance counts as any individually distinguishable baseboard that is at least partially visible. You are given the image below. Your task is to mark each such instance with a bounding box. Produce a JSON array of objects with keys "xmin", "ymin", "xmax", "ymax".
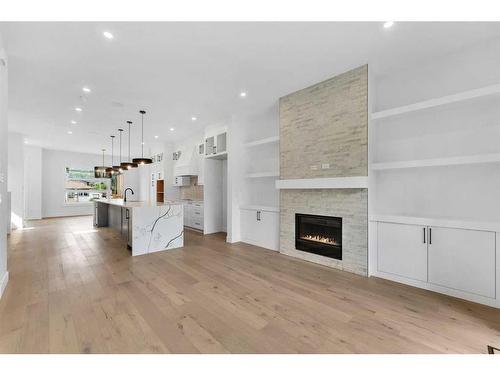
[{"xmin": 0, "ymin": 271, "xmax": 9, "ymax": 300}]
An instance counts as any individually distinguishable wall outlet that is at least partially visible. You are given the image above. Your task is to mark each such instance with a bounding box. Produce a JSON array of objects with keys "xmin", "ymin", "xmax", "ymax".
[
  {"xmin": 310, "ymin": 165, "xmax": 318, "ymax": 170},
  {"xmin": 321, "ymin": 163, "xmax": 330, "ymax": 169}
]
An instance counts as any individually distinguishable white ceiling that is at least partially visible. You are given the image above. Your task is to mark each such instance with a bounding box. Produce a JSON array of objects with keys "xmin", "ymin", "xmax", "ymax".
[{"xmin": 1, "ymin": 22, "xmax": 499, "ymax": 156}]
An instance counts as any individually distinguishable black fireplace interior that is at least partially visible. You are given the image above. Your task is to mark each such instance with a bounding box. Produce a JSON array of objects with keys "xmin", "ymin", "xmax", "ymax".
[{"xmin": 295, "ymin": 213, "xmax": 342, "ymax": 260}]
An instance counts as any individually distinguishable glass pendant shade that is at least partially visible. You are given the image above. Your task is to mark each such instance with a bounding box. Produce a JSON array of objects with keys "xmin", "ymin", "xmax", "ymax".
[
  {"xmin": 94, "ymin": 149, "xmax": 109, "ymax": 178},
  {"xmin": 132, "ymin": 110, "xmax": 153, "ymax": 165},
  {"xmin": 121, "ymin": 121, "xmax": 138, "ymax": 169}
]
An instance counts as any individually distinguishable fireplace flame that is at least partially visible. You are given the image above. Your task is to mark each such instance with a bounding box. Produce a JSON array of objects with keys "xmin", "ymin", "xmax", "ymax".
[{"xmin": 301, "ymin": 234, "xmax": 338, "ymax": 246}]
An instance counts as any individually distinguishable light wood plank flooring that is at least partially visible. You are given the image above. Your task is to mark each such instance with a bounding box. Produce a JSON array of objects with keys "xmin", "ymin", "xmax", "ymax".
[{"xmin": 1, "ymin": 215, "xmax": 499, "ymax": 353}]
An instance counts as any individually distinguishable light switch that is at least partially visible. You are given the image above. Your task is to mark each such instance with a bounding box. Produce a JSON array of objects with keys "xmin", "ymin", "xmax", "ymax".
[{"xmin": 321, "ymin": 163, "xmax": 330, "ymax": 169}]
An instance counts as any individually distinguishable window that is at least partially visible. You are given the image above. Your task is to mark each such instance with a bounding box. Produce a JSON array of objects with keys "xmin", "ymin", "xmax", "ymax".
[{"xmin": 65, "ymin": 167, "xmax": 109, "ymax": 204}]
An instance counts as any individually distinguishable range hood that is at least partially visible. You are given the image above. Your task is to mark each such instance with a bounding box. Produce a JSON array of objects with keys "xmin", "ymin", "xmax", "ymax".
[{"xmin": 174, "ymin": 145, "xmax": 199, "ymax": 177}]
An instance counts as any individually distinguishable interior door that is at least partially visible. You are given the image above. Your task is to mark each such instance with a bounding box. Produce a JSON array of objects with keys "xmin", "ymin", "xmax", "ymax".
[
  {"xmin": 428, "ymin": 226, "xmax": 495, "ymax": 298},
  {"xmin": 377, "ymin": 222, "xmax": 428, "ymax": 281}
]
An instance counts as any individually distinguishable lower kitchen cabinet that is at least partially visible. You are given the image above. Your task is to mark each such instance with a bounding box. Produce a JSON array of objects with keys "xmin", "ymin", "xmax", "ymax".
[
  {"xmin": 375, "ymin": 220, "xmax": 497, "ymax": 303},
  {"xmin": 184, "ymin": 201, "xmax": 204, "ymax": 231},
  {"xmin": 377, "ymin": 222, "xmax": 427, "ymax": 282},
  {"xmin": 428, "ymin": 226, "xmax": 495, "ymax": 298},
  {"xmin": 240, "ymin": 208, "xmax": 279, "ymax": 251}
]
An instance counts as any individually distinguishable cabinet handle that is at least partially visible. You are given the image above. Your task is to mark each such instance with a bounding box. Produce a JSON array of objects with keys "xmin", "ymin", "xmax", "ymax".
[
  {"xmin": 257, "ymin": 211, "xmax": 261, "ymax": 221},
  {"xmin": 429, "ymin": 227, "xmax": 432, "ymax": 245},
  {"xmin": 126, "ymin": 209, "xmax": 129, "ymax": 219},
  {"xmin": 423, "ymin": 227, "xmax": 426, "ymax": 244}
]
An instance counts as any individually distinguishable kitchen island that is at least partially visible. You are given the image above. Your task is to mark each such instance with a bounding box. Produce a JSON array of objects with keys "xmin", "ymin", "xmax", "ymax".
[{"xmin": 94, "ymin": 199, "xmax": 184, "ymax": 256}]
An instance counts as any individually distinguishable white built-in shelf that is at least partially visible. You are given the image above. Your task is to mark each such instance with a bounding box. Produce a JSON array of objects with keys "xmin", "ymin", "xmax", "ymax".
[
  {"xmin": 240, "ymin": 205, "xmax": 280, "ymax": 213},
  {"xmin": 243, "ymin": 136, "xmax": 279, "ymax": 148},
  {"xmin": 245, "ymin": 171, "xmax": 280, "ymax": 178},
  {"xmin": 369, "ymin": 214, "xmax": 500, "ymax": 232},
  {"xmin": 370, "ymin": 153, "xmax": 500, "ymax": 170},
  {"xmin": 371, "ymin": 83, "xmax": 500, "ymax": 120},
  {"xmin": 205, "ymin": 151, "xmax": 228, "ymax": 160},
  {"xmin": 275, "ymin": 176, "xmax": 368, "ymax": 190}
]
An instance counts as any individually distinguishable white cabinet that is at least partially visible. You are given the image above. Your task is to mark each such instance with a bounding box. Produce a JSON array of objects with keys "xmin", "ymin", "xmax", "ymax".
[
  {"xmin": 205, "ymin": 132, "xmax": 227, "ymax": 158},
  {"xmin": 240, "ymin": 208, "xmax": 279, "ymax": 251},
  {"xmin": 184, "ymin": 202, "xmax": 204, "ymax": 231},
  {"xmin": 428, "ymin": 227, "xmax": 495, "ymax": 298},
  {"xmin": 377, "ymin": 222, "xmax": 427, "ymax": 282},
  {"xmin": 173, "ymin": 176, "xmax": 191, "ymax": 186},
  {"xmin": 375, "ymin": 219, "xmax": 497, "ymax": 304}
]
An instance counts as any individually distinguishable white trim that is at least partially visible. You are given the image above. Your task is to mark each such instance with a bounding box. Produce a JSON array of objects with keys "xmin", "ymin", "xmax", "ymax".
[
  {"xmin": 371, "ymin": 83, "xmax": 500, "ymax": 120},
  {"xmin": 241, "ymin": 238, "xmax": 279, "ymax": 251},
  {"xmin": 205, "ymin": 151, "xmax": 228, "ymax": 160},
  {"xmin": 245, "ymin": 171, "xmax": 279, "ymax": 178},
  {"xmin": 243, "ymin": 136, "xmax": 279, "ymax": 148},
  {"xmin": 275, "ymin": 176, "xmax": 368, "ymax": 190},
  {"xmin": 240, "ymin": 205, "xmax": 280, "ymax": 213},
  {"xmin": 371, "ymin": 270, "xmax": 499, "ymax": 309},
  {"xmin": 0, "ymin": 272, "xmax": 9, "ymax": 299},
  {"xmin": 369, "ymin": 214, "xmax": 500, "ymax": 232},
  {"xmin": 370, "ymin": 153, "xmax": 500, "ymax": 170}
]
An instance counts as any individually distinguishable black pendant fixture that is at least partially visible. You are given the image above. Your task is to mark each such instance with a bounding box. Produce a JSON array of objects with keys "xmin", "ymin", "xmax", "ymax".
[
  {"xmin": 132, "ymin": 110, "xmax": 153, "ymax": 165},
  {"xmin": 120, "ymin": 121, "xmax": 138, "ymax": 169},
  {"xmin": 105, "ymin": 135, "xmax": 117, "ymax": 174},
  {"xmin": 94, "ymin": 148, "xmax": 108, "ymax": 178},
  {"xmin": 113, "ymin": 129, "xmax": 124, "ymax": 173}
]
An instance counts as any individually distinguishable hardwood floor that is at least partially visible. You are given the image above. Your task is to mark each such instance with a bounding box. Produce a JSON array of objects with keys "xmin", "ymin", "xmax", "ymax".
[{"xmin": 1, "ymin": 215, "xmax": 499, "ymax": 353}]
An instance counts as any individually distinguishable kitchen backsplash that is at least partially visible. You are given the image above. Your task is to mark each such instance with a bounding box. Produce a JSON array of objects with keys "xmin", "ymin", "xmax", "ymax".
[{"xmin": 179, "ymin": 176, "xmax": 204, "ymax": 200}]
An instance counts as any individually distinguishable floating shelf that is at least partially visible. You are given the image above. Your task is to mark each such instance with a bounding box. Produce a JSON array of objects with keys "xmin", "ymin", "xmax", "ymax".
[
  {"xmin": 243, "ymin": 136, "xmax": 279, "ymax": 148},
  {"xmin": 205, "ymin": 151, "xmax": 228, "ymax": 160},
  {"xmin": 275, "ymin": 176, "xmax": 368, "ymax": 190},
  {"xmin": 240, "ymin": 205, "xmax": 280, "ymax": 213},
  {"xmin": 370, "ymin": 153, "xmax": 500, "ymax": 170},
  {"xmin": 371, "ymin": 83, "xmax": 500, "ymax": 120},
  {"xmin": 245, "ymin": 171, "xmax": 280, "ymax": 178},
  {"xmin": 369, "ymin": 214, "xmax": 500, "ymax": 232}
]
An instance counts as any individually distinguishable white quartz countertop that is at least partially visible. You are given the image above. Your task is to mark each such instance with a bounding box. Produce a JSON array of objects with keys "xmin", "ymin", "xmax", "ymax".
[{"xmin": 95, "ymin": 198, "xmax": 182, "ymax": 208}]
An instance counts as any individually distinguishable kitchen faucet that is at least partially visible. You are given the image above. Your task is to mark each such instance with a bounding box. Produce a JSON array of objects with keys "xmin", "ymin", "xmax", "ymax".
[{"xmin": 124, "ymin": 188, "xmax": 135, "ymax": 203}]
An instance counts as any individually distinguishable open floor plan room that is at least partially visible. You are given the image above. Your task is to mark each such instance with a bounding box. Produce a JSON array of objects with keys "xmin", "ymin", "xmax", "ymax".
[{"xmin": 1, "ymin": 17, "xmax": 500, "ymax": 361}]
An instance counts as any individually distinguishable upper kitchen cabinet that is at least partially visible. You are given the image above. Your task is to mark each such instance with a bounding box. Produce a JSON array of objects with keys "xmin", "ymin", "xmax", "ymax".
[{"xmin": 205, "ymin": 131, "xmax": 227, "ymax": 160}]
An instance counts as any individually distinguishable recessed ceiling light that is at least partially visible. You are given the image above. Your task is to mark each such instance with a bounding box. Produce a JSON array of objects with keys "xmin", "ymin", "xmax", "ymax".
[
  {"xmin": 154, "ymin": 135, "xmax": 159, "ymax": 139},
  {"xmin": 169, "ymin": 128, "xmax": 175, "ymax": 131},
  {"xmin": 67, "ymin": 131, "xmax": 73, "ymax": 135},
  {"xmin": 141, "ymin": 142, "xmax": 145, "ymax": 145},
  {"xmin": 82, "ymin": 87, "xmax": 91, "ymax": 93},
  {"xmin": 75, "ymin": 107, "xmax": 82, "ymax": 112},
  {"xmin": 240, "ymin": 91, "xmax": 247, "ymax": 98},
  {"xmin": 383, "ymin": 21, "xmax": 394, "ymax": 29},
  {"xmin": 71, "ymin": 120, "xmax": 77, "ymax": 125},
  {"xmin": 103, "ymin": 31, "xmax": 114, "ymax": 40},
  {"xmin": 191, "ymin": 116, "xmax": 197, "ymax": 121}
]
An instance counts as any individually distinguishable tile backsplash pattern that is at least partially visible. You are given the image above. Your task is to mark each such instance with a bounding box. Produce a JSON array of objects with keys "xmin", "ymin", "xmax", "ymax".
[
  {"xmin": 279, "ymin": 65, "xmax": 368, "ymax": 276},
  {"xmin": 180, "ymin": 176, "xmax": 204, "ymax": 200}
]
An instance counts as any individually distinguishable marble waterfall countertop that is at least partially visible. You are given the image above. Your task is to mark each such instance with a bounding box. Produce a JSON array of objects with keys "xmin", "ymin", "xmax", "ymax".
[{"xmin": 95, "ymin": 199, "xmax": 184, "ymax": 256}]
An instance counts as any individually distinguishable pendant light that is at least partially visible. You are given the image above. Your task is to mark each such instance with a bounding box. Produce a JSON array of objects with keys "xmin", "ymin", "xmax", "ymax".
[
  {"xmin": 113, "ymin": 129, "xmax": 124, "ymax": 173},
  {"xmin": 105, "ymin": 135, "xmax": 116, "ymax": 174},
  {"xmin": 120, "ymin": 121, "xmax": 138, "ymax": 169},
  {"xmin": 94, "ymin": 148, "xmax": 107, "ymax": 177},
  {"xmin": 132, "ymin": 110, "xmax": 153, "ymax": 165}
]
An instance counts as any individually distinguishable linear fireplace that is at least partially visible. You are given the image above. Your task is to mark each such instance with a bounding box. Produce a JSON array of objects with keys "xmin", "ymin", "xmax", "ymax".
[{"xmin": 295, "ymin": 213, "xmax": 342, "ymax": 260}]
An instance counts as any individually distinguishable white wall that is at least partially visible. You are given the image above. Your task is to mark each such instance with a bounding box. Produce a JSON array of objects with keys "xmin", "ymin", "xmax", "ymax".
[
  {"xmin": 42, "ymin": 149, "xmax": 105, "ymax": 218},
  {"xmin": 7, "ymin": 132, "xmax": 24, "ymax": 228},
  {"xmin": 24, "ymin": 145, "xmax": 42, "ymax": 219},
  {"xmin": 222, "ymin": 159, "xmax": 227, "ymax": 231},
  {"xmin": 0, "ymin": 35, "xmax": 9, "ymax": 298}
]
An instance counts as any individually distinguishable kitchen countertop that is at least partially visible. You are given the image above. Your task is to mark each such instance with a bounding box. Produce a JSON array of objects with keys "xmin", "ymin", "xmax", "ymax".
[{"xmin": 95, "ymin": 198, "xmax": 183, "ymax": 208}]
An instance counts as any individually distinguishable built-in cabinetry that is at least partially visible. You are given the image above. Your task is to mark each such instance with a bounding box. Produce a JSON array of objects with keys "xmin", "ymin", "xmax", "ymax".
[
  {"xmin": 205, "ymin": 132, "xmax": 227, "ymax": 159},
  {"xmin": 369, "ymin": 44, "xmax": 500, "ymax": 307},
  {"xmin": 184, "ymin": 201, "xmax": 204, "ymax": 231},
  {"xmin": 93, "ymin": 201, "xmax": 108, "ymax": 227},
  {"xmin": 240, "ymin": 206, "xmax": 279, "ymax": 251},
  {"xmin": 121, "ymin": 207, "xmax": 132, "ymax": 248},
  {"xmin": 375, "ymin": 219, "xmax": 497, "ymax": 303}
]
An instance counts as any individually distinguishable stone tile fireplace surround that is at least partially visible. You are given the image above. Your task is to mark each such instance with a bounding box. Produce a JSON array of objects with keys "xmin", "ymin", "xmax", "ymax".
[{"xmin": 278, "ymin": 65, "xmax": 368, "ymax": 276}]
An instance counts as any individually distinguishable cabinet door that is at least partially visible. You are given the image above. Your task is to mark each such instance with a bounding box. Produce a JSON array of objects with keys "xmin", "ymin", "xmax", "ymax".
[
  {"xmin": 216, "ymin": 132, "xmax": 227, "ymax": 153},
  {"xmin": 377, "ymin": 222, "xmax": 428, "ymax": 282},
  {"xmin": 428, "ymin": 227, "xmax": 495, "ymax": 298},
  {"xmin": 205, "ymin": 136, "xmax": 215, "ymax": 155},
  {"xmin": 240, "ymin": 209, "xmax": 279, "ymax": 251}
]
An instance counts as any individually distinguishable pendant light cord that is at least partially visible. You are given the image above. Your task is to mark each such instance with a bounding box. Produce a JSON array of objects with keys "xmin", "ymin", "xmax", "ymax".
[
  {"xmin": 127, "ymin": 121, "xmax": 132, "ymax": 161},
  {"xmin": 140, "ymin": 110, "xmax": 146, "ymax": 157},
  {"xmin": 118, "ymin": 129, "xmax": 123, "ymax": 164},
  {"xmin": 111, "ymin": 135, "xmax": 115, "ymax": 166}
]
